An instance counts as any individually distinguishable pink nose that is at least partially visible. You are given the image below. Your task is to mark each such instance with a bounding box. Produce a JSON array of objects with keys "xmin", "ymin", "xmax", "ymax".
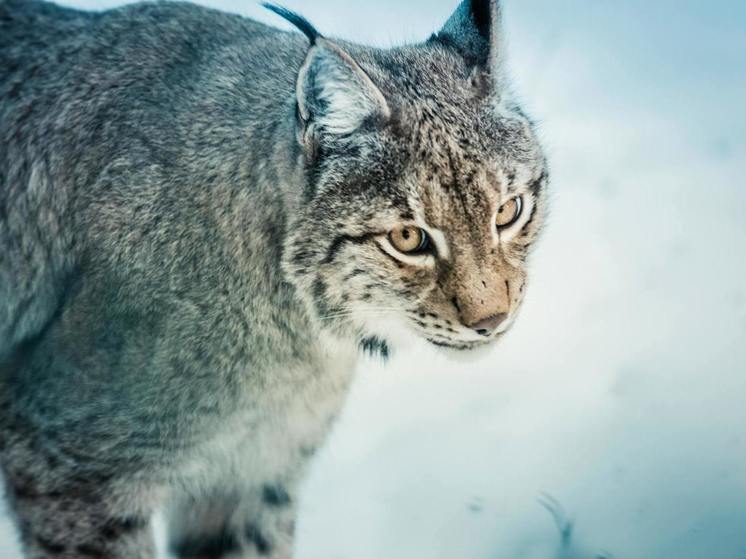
[{"xmin": 470, "ymin": 313, "xmax": 508, "ymax": 336}]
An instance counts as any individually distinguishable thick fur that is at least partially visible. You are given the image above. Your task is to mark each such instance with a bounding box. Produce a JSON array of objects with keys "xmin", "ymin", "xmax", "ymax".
[{"xmin": 0, "ymin": 0, "xmax": 547, "ymax": 557}]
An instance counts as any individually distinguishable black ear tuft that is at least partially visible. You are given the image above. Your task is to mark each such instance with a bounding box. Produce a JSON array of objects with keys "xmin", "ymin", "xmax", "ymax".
[
  {"xmin": 433, "ymin": 0, "xmax": 502, "ymax": 74},
  {"xmin": 470, "ymin": 0, "xmax": 491, "ymax": 41},
  {"xmin": 262, "ymin": 3, "xmax": 321, "ymax": 45}
]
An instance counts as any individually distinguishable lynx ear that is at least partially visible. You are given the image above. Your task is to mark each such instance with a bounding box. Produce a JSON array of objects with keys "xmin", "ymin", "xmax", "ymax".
[
  {"xmin": 434, "ymin": 0, "xmax": 504, "ymax": 78},
  {"xmin": 262, "ymin": 4, "xmax": 389, "ymax": 150},
  {"xmin": 296, "ymin": 39, "xmax": 390, "ymax": 142}
]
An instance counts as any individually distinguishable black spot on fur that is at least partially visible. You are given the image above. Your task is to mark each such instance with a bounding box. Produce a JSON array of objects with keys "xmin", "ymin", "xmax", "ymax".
[
  {"xmin": 344, "ymin": 268, "xmax": 366, "ymax": 281},
  {"xmin": 100, "ymin": 516, "xmax": 147, "ymax": 540},
  {"xmin": 245, "ymin": 523, "xmax": 271, "ymax": 555},
  {"xmin": 36, "ymin": 537, "xmax": 65, "ymax": 554},
  {"xmin": 172, "ymin": 530, "xmax": 240, "ymax": 558},
  {"xmin": 44, "ymin": 453, "xmax": 60, "ymax": 469},
  {"xmin": 291, "ymin": 247, "xmax": 313, "ymax": 266},
  {"xmin": 530, "ymin": 170, "xmax": 547, "ymax": 193},
  {"xmin": 311, "ymin": 278, "xmax": 329, "ymax": 316},
  {"xmin": 9, "ymin": 475, "xmax": 42, "ymax": 500},
  {"xmin": 262, "ymin": 484, "xmax": 291, "ymax": 507},
  {"xmin": 507, "ymin": 170, "xmax": 516, "ymax": 186},
  {"xmin": 359, "ymin": 336, "xmax": 390, "ymax": 361},
  {"xmin": 300, "ymin": 445, "xmax": 316, "ymax": 458},
  {"xmin": 76, "ymin": 544, "xmax": 105, "ymax": 558}
]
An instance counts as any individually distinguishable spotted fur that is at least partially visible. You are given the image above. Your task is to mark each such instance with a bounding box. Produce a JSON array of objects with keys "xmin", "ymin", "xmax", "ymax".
[{"xmin": 0, "ymin": 0, "xmax": 547, "ymax": 557}]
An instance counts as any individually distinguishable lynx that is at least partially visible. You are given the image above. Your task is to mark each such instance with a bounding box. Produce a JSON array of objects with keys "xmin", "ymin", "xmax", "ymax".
[{"xmin": 0, "ymin": 0, "xmax": 547, "ymax": 556}]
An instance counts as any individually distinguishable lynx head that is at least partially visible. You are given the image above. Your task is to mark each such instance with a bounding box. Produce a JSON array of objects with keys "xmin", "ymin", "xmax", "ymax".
[{"xmin": 272, "ymin": 0, "xmax": 548, "ymax": 355}]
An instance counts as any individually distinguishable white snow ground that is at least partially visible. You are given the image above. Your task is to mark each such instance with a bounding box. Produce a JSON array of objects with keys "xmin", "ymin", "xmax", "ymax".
[{"xmin": 2, "ymin": 1, "xmax": 745, "ymax": 557}]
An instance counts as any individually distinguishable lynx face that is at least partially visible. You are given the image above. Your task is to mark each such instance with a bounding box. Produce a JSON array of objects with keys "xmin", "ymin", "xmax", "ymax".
[{"xmin": 278, "ymin": 0, "xmax": 547, "ymax": 352}]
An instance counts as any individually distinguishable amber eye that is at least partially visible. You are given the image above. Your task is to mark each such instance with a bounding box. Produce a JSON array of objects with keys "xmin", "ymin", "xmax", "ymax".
[
  {"xmin": 495, "ymin": 196, "xmax": 523, "ymax": 229},
  {"xmin": 388, "ymin": 226, "xmax": 430, "ymax": 254}
]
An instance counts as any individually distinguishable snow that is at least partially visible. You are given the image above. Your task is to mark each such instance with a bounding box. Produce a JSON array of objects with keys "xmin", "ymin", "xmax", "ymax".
[{"xmin": 3, "ymin": 1, "xmax": 745, "ymax": 557}]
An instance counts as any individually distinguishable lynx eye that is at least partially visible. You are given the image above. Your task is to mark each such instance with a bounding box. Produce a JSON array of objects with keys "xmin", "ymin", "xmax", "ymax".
[
  {"xmin": 495, "ymin": 196, "xmax": 523, "ymax": 229},
  {"xmin": 388, "ymin": 226, "xmax": 430, "ymax": 254}
]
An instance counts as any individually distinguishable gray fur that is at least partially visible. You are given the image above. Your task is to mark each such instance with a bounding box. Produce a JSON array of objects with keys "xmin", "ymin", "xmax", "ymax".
[{"xmin": 0, "ymin": 0, "xmax": 548, "ymax": 556}]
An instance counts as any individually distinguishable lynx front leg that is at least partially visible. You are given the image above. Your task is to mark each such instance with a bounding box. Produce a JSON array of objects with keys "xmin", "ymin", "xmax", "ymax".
[
  {"xmin": 168, "ymin": 481, "xmax": 299, "ymax": 559},
  {"xmin": 2, "ymin": 473, "xmax": 156, "ymax": 559},
  {"xmin": 0, "ymin": 431, "xmax": 158, "ymax": 558}
]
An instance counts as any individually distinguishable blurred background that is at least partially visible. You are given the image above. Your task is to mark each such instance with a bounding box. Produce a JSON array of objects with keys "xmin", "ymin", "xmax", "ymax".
[{"xmin": 2, "ymin": 1, "xmax": 745, "ymax": 557}]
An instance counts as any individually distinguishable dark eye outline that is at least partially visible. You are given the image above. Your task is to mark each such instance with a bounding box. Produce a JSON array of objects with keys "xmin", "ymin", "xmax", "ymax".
[
  {"xmin": 495, "ymin": 196, "xmax": 523, "ymax": 230},
  {"xmin": 387, "ymin": 227, "xmax": 432, "ymax": 255}
]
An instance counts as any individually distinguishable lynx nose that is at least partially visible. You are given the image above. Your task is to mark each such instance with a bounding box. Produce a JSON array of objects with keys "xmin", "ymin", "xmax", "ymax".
[{"xmin": 470, "ymin": 313, "xmax": 508, "ymax": 336}]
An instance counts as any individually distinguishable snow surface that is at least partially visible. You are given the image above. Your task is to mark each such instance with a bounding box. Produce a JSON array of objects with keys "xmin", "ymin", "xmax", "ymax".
[{"xmin": 2, "ymin": 1, "xmax": 745, "ymax": 557}]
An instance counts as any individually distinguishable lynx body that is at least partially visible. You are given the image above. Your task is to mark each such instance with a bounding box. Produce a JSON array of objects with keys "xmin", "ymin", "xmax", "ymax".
[{"xmin": 0, "ymin": 0, "xmax": 547, "ymax": 556}]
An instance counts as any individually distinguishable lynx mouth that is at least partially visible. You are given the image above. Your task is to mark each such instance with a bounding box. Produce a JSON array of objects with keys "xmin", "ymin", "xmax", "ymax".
[
  {"xmin": 426, "ymin": 338, "xmax": 486, "ymax": 351},
  {"xmin": 425, "ymin": 330, "xmax": 505, "ymax": 352}
]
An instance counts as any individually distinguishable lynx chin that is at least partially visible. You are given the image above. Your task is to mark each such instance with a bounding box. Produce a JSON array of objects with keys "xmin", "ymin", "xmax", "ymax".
[{"xmin": 0, "ymin": 0, "xmax": 548, "ymax": 556}]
